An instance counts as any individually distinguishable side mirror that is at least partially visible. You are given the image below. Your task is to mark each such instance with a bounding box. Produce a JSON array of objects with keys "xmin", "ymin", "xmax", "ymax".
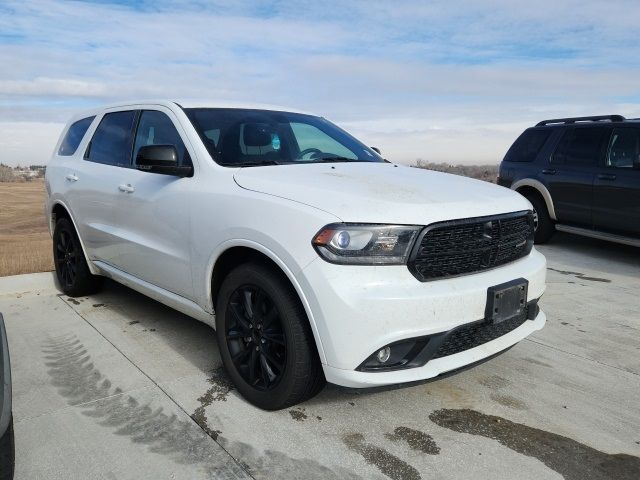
[
  {"xmin": 371, "ymin": 146, "xmax": 381, "ymax": 155},
  {"xmin": 136, "ymin": 145, "xmax": 193, "ymax": 177}
]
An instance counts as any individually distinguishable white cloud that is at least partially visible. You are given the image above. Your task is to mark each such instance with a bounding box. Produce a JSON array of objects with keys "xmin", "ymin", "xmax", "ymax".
[{"xmin": 0, "ymin": 0, "xmax": 639, "ymax": 166}]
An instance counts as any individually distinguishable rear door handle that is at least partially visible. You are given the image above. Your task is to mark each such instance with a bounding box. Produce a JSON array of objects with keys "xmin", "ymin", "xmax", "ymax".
[
  {"xmin": 597, "ymin": 173, "xmax": 616, "ymax": 181},
  {"xmin": 118, "ymin": 183, "xmax": 135, "ymax": 193},
  {"xmin": 65, "ymin": 173, "xmax": 78, "ymax": 182},
  {"xmin": 541, "ymin": 169, "xmax": 556, "ymax": 175}
]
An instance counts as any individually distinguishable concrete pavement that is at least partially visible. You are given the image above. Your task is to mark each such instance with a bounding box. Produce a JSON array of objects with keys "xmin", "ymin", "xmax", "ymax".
[{"xmin": 1, "ymin": 232, "xmax": 639, "ymax": 479}]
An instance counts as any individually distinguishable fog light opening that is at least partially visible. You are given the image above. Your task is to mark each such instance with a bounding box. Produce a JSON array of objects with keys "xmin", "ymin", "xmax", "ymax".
[{"xmin": 376, "ymin": 347, "xmax": 391, "ymax": 363}]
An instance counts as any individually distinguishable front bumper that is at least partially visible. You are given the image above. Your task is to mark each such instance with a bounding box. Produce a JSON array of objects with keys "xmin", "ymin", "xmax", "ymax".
[{"xmin": 297, "ymin": 249, "xmax": 546, "ymax": 388}]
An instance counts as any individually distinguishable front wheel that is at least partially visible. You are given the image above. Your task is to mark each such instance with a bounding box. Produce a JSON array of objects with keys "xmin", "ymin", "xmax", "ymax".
[
  {"xmin": 216, "ymin": 262, "xmax": 324, "ymax": 410},
  {"xmin": 524, "ymin": 193, "xmax": 555, "ymax": 244}
]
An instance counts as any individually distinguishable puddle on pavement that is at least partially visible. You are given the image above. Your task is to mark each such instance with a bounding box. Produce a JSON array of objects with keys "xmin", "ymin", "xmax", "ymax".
[
  {"xmin": 289, "ymin": 408, "xmax": 308, "ymax": 422},
  {"xmin": 343, "ymin": 433, "xmax": 421, "ymax": 480},
  {"xmin": 547, "ymin": 267, "xmax": 611, "ymax": 283},
  {"xmin": 489, "ymin": 393, "xmax": 528, "ymax": 410},
  {"xmin": 429, "ymin": 408, "xmax": 640, "ymax": 480},
  {"xmin": 385, "ymin": 426, "xmax": 440, "ymax": 455},
  {"xmin": 191, "ymin": 366, "xmax": 234, "ymax": 440}
]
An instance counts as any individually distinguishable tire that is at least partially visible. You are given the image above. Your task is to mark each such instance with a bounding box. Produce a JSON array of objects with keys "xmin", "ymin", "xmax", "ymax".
[
  {"xmin": 216, "ymin": 262, "xmax": 325, "ymax": 410},
  {"xmin": 0, "ymin": 418, "xmax": 14, "ymax": 480},
  {"xmin": 53, "ymin": 218, "xmax": 103, "ymax": 297},
  {"xmin": 524, "ymin": 192, "xmax": 555, "ymax": 244}
]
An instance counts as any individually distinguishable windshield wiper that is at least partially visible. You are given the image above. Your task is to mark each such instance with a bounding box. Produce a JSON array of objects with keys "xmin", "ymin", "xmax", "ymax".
[
  {"xmin": 228, "ymin": 160, "xmax": 287, "ymax": 167},
  {"xmin": 306, "ymin": 157, "xmax": 359, "ymax": 163}
]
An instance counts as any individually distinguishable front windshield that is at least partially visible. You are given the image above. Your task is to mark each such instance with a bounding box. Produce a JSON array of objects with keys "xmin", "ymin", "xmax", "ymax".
[{"xmin": 184, "ymin": 108, "xmax": 384, "ymax": 167}]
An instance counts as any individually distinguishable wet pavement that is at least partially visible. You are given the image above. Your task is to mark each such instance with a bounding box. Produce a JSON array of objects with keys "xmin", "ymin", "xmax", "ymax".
[{"xmin": 1, "ymin": 232, "xmax": 639, "ymax": 479}]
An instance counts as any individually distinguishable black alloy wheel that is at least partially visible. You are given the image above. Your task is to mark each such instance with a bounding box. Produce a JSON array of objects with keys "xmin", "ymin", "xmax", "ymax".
[
  {"xmin": 55, "ymin": 228, "xmax": 77, "ymax": 289},
  {"xmin": 225, "ymin": 285, "xmax": 286, "ymax": 391},
  {"xmin": 216, "ymin": 262, "xmax": 325, "ymax": 410},
  {"xmin": 52, "ymin": 218, "xmax": 103, "ymax": 297}
]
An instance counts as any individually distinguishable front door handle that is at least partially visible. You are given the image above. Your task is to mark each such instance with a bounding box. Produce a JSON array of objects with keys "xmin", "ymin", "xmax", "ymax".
[
  {"xmin": 597, "ymin": 173, "xmax": 616, "ymax": 181},
  {"xmin": 541, "ymin": 169, "xmax": 557, "ymax": 175},
  {"xmin": 65, "ymin": 173, "xmax": 78, "ymax": 182},
  {"xmin": 118, "ymin": 184, "xmax": 135, "ymax": 193}
]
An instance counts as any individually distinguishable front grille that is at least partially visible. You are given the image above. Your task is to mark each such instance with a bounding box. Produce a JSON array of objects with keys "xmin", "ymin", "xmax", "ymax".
[
  {"xmin": 432, "ymin": 314, "xmax": 528, "ymax": 360},
  {"xmin": 409, "ymin": 211, "xmax": 534, "ymax": 281}
]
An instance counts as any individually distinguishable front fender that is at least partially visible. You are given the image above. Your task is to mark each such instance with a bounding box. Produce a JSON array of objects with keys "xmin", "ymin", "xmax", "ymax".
[{"xmin": 201, "ymin": 238, "xmax": 328, "ymax": 365}]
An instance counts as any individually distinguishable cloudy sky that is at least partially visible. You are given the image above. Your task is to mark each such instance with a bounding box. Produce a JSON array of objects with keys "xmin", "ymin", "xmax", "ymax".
[{"xmin": 1, "ymin": 0, "xmax": 639, "ymax": 166}]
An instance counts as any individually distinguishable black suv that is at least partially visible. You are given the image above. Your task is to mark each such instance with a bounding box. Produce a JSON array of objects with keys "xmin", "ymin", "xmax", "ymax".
[{"xmin": 498, "ymin": 115, "xmax": 640, "ymax": 246}]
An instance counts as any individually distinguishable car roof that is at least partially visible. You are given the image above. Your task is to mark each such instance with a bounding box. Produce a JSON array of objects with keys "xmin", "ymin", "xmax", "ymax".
[
  {"xmin": 533, "ymin": 115, "xmax": 640, "ymax": 129},
  {"xmin": 68, "ymin": 99, "xmax": 315, "ymax": 124}
]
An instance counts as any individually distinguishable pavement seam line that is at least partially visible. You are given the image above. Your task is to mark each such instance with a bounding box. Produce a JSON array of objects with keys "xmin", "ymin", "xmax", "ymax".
[
  {"xmin": 14, "ymin": 385, "xmax": 154, "ymax": 425},
  {"xmin": 57, "ymin": 296, "xmax": 257, "ymax": 480},
  {"xmin": 524, "ymin": 337, "xmax": 640, "ymax": 378}
]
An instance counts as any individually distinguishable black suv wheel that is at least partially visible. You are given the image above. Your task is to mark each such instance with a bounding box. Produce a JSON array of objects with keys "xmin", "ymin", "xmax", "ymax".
[
  {"xmin": 216, "ymin": 262, "xmax": 324, "ymax": 410},
  {"xmin": 53, "ymin": 218, "xmax": 103, "ymax": 297},
  {"xmin": 524, "ymin": 193, "xmax": 555, "ymax": 244}
]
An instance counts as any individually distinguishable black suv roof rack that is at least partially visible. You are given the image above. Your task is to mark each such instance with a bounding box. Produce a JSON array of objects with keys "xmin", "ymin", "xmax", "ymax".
[{"xmin": 536, "ymin": 115, "xmax": 626, "ymax": 126}]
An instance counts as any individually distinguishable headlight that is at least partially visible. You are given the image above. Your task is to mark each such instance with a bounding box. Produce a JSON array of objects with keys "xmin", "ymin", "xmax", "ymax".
[{"xmin": 312, "ymin": 223, "xmax": 421, "ymax": 265}]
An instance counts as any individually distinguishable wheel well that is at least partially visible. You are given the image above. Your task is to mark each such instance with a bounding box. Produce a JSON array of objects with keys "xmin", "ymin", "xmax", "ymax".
[
  {"xmin": 516, "ymin": 186, "xmax": 547, "ymax": 213},
  {"xmin": 210, "ymin": 247, "xmax": 292, "ymax": 310},
  {"xmin": 51, "ymin": 203, "xmax": 72, "ymax": 230}
]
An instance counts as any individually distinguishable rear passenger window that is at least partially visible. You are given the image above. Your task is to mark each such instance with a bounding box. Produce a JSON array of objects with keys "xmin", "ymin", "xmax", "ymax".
[
  {"xmin": 504, "ymin": 129, "xmax": 551, "ymax": 163},
  {"xmin": 133, "ymin": 110, "xmax": 192, "ymax": 167},
  {"xmin": 85, "ymin": 111, "xmax": 137, "ymax": 166},
  {"xmin": 552, "ymin": 127, "xmax": 608, "ymax": 166},
  {"xmin": 606, "ymin": 129, "xmax": 639, "ymax": 168},
  {"xmin": 58, "ymin": 116, "xmax": 95, "ymax": 156}
]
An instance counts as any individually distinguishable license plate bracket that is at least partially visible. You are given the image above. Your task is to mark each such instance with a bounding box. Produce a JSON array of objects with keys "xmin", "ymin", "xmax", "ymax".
[{"xmin": 485, "ymin": 278, "xmax": 528, "ymax": 324}]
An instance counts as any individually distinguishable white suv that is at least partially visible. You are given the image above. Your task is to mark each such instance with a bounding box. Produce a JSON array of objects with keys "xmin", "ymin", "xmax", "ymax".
[{"xmin": 45, "ymin": 100, "xmax": 547, "ymax": 410}]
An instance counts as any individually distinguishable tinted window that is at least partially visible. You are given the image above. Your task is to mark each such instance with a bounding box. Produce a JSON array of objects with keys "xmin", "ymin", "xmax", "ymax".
[
  {"xmin": 133, "ymin": 110, "xmax": 191, "ymax": 167},
  {"xmin": 86, "ymin": 111, "xmax": 137, "ymax": 166},
  {"xmin": 186, "ymin": 108, "xmax": 382, "ymax": 167},
  {"xmin": 606, "ymin": 128, "xmax": 639, "ymax": 168},
  {"xmin": 58, "ymin": 116, "xmax": 95, "ymax": 156},
  {"xmin": 504, "ymin": 129, "xmax": 551, "ymax": 163},
  {"xmin": 290, "ymin": 123, "xmax": 357, "ymax": 159},
  {"xmin": 552, "ymin": 127, "xmax": 608, "ymax": 166}
]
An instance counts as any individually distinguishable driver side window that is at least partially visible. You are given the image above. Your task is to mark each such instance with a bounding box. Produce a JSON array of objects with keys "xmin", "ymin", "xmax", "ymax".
[
  {"xmin": 606, "ymin": 128, "xmax": 639, "ymax": 169},
  {"xmin": 133, "ymin": 110, "xmax": 192, "ymax": 167},
  {"xmin": 290, "ymin": 123, "xmax": 356, "ymax": 159}
]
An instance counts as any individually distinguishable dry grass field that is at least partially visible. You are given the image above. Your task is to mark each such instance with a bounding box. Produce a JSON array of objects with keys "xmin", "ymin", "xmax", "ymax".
[{"xmin": 0, "ymin": 179, "xmax": 53, "ymax": 277}]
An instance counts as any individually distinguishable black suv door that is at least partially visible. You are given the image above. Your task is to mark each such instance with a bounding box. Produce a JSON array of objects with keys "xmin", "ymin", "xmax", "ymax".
[
  {"xmin": 592, "ymin": 127, "xmax": 640, "ymax": 236},
  {"xmin": 545, "ymin": 126, "xmax": 609, "ymax": 226}
]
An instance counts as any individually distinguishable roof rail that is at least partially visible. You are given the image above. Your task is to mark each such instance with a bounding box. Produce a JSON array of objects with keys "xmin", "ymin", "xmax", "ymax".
[{"xmin": 536, "ymin": 115, "xmax": 626, "ymax": 126}]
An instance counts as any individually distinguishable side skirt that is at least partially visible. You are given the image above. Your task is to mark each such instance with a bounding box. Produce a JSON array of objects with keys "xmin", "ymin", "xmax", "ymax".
[
  {"xmin": 555, "ymin": 224, "xmax": 640, "ymax": 248},
  {"xmin": 92, "ymin": 261, "xmax": 216, "ymax": 328}
]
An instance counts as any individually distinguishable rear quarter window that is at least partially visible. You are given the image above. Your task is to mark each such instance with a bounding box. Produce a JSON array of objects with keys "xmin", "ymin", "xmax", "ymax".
[
  {"xmin": 58, "ymin": 116, "xmax": 95, "ymax": 156},
  {"xmin": 503, "ymin": 129, "xmax": 552, "ymax": 163}
]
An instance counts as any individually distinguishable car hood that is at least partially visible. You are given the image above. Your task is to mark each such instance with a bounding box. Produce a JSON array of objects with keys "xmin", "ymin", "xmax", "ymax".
[{"xmin": 233, "ymin": 162, "xmax": 531, "ymax": 224}]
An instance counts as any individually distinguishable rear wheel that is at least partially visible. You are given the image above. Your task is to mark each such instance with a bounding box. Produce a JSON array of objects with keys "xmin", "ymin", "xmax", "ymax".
[
  {"xmin": 216, "ymin": 262, "xmax": 324, "ymax": 410},
  {"xmin": 53, "ymin": 218, "xmax": 103, "ymax": 297},
  {"xmin": 523, "ymin": 193, "xmax": 554, "ymax": 244}
]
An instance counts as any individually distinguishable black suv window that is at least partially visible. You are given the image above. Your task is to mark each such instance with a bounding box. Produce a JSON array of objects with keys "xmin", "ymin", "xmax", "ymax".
[
  {"xmin": 504, "ymin": 129, "xmax": 551, "ymax": 163},
  {"xmin": 86, "ymin": 111, "xmax": 137, "ymax": 166},
  {"xmin": 606, "ymin": 128, "xmax": 639, "ymax": 169},
  {"xmin": 58, "ymin": 116, "xmax": 95, "ymax": 156},
  {"xmin": 552, "ymin": 127, "xmax": 608, "ymax": 166},
  {"xmin": 133, "ymin": 110, "xmax": 192, "ymax": 167}
]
